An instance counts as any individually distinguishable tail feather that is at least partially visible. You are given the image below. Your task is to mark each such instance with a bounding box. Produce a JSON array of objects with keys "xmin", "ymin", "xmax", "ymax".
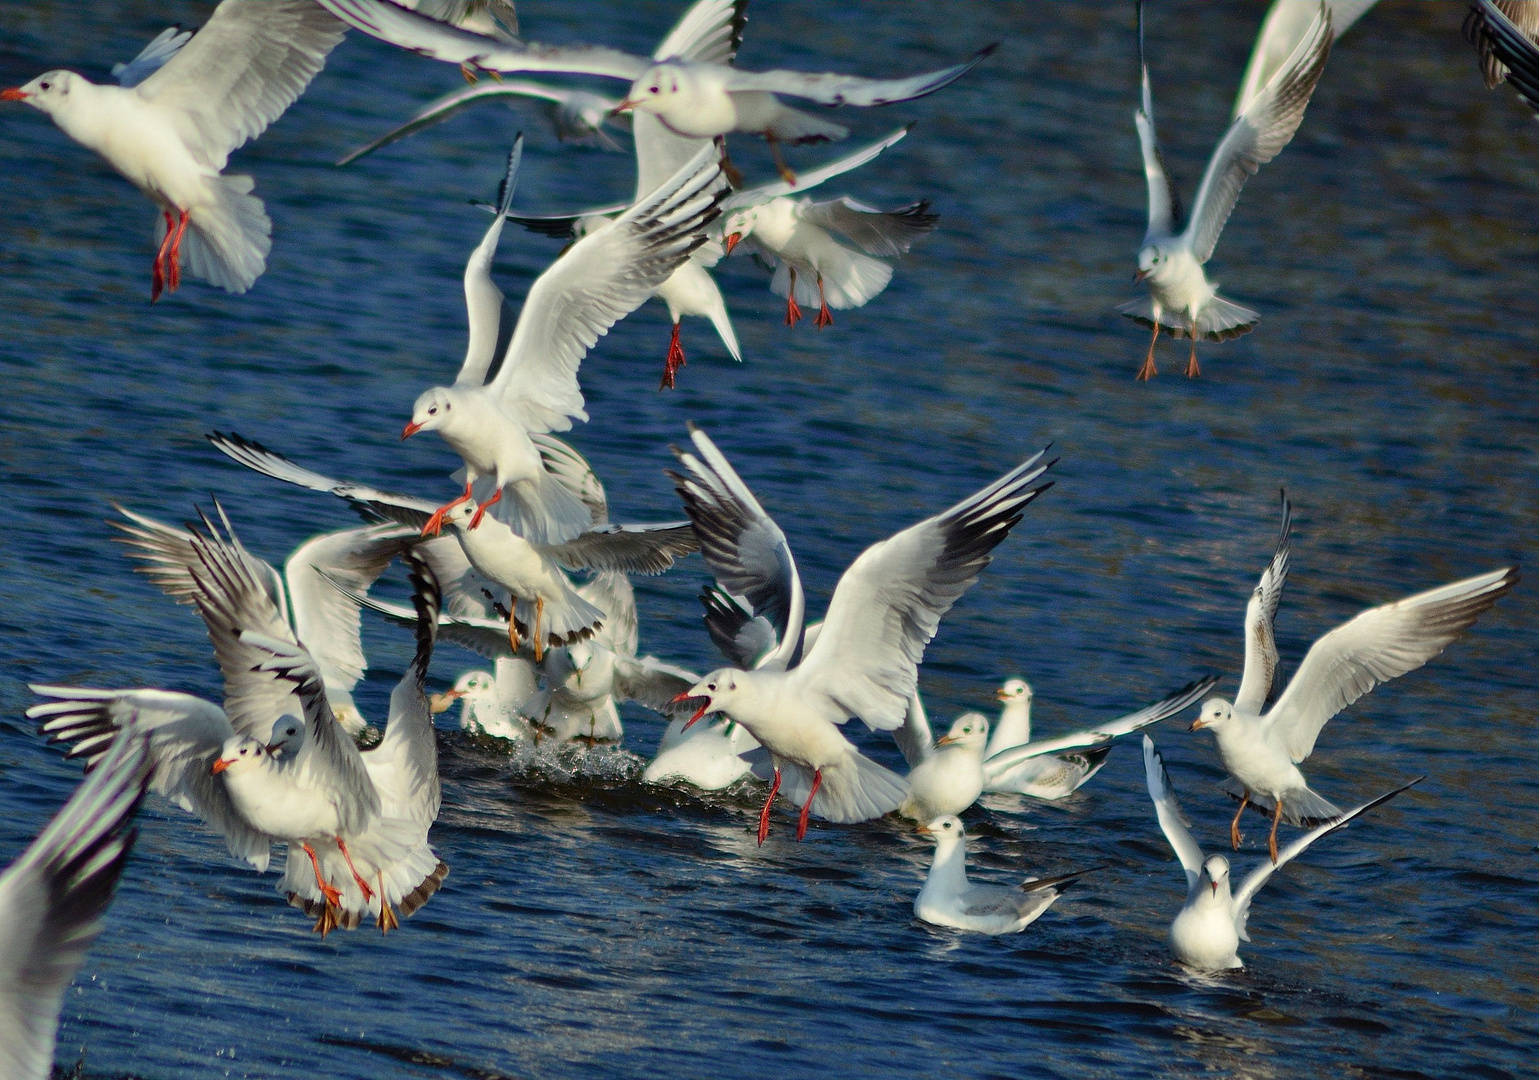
[
  {"xmin": 177, "ymin": 174, "xmax": 272, "ymax": 294},
  {"xmin": 492, "ymin": 466, "xmax": 594, "ymax": 546},
  {"xmin": 771, "ymin": 249, "xmax": 893, "ymax": 311},
  {"xmin": 1222, "ymin": 777, "xmax": 1342, "ymax": 826},
  {"xmin": 1116, "ymin": 293, "xmax": 1258, "ymax": 342},
  {"xmin": 511, "ymin": 587, "xmax": 604, "ymax": 650},
  {"xmin": 775, "ymin": 752, "xmax": 908, "ymax": 824}
]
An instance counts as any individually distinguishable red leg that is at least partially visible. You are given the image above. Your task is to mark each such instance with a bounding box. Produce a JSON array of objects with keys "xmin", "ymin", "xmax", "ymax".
[
  {"xmin": 784, "ymin": 267, "xmax": 803, "ymax": 327},
  {"xmin": 757, "ymin": 766, "xmax": 782, "ymax": 846},
  {"xmin": 336, "ymin": 837, "xmax": 375, "ymax": 902},
  {"xmin": 151, "ymin": 210, "xmax": 175, "ymax": 302},
  {"xmin": 1268, "ymin": 798, "xmax": 1283, "ymax": 865},
  {"xmin": 813, "ymin": 276, "xmax": 833, "ymax": 329},
  {"xmin": 660, "ymin": 321, "xmax": 686, "ymax": 389},
  {"xmin": 1185, "ymin": 316, "xmax": 1201, "ymax": 378},
  {"xmin": 468, "ymin": 487, "xmax": 502, "ymax": 529},
  {"xmin": 795, "ymin": 769, "xmax": 823, "ymax": 841},
  {"xmin": 1136, "ymin": 319, "xmax": 1159, "ymax": 381},
  {"xmin": 422, "ymin": 481, "xmax": 474, "ymax": 537},
  {"xmin": 303, "ymin": 842, "xmax": 343, "ymax": 908},
  {"xmin": 167, "ymin": 209, "xmax": 190, "ymax": 293}
]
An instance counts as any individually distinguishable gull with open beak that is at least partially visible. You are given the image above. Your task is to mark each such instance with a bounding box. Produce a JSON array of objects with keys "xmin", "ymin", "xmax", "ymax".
[{"xmin": 1145, "ymin": 735, "xmax": 1419, "ymax": 970}]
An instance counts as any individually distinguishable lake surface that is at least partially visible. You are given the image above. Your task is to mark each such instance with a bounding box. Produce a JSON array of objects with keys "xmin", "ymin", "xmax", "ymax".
[{"xmin": 0, "ymin": 2, "xmax": 1535, "ymax": 1077}]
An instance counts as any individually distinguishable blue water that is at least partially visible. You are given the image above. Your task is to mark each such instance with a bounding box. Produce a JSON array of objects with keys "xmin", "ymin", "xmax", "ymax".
[{"xmin": 1, "ymin": 1, "xmax": 1536, "ymax": 1077}]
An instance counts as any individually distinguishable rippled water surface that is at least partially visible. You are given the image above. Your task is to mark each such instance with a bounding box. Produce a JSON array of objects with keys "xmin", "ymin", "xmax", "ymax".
[{"xmin": 1, "ymin": 2, "xmax": 1536, "ymax": 1077}]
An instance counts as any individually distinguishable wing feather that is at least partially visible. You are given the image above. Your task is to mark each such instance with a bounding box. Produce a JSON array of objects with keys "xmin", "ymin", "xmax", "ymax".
[
  {"xmin": 1234, "ymin": 491, "xmax": 1292, "ymax": 715},
  {"xmin": 719, "ymin": 43, "xmax": 997, "ymax": 106},
  {"xmin": 1142, "ymin": 736, "xmax": 1204, "ymax": 894}
]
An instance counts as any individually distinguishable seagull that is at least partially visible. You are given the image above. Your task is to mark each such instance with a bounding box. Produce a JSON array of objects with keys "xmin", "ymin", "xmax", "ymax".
[
  {"xmin": 401, "ymin": 138, "xmax": 724, "ymax": 543},
  {"xmin": 1234, "ymin": 1, "xmax": 1376, "ymax": 118},
  {"xmin": 1144, "ymin": 735, "xmax": 1419, "ymax": 970},
  {"xmin": 2, "ymin": 0, "xmax": 344, "ymax": 298},
  {"xmin": 112, "ymin": 505, "xmax": 416, "ymax": 738},
  {"xmin": 204, "ymin": 430, "xmax": 699, "ymax": 662},
  {"xmin": 1119, "ymin": 1, "xmax": 1333, "ymax": 380},
  {"xmin": 1466, "ymin": 0, "xmax": 1539, "ymax": 114},
  {"xmin": 432, "ymin": 667, "xmax": 537, "ymax": 740},
  {"xmin": 1190, "ymin": 495, "xmax": 1518, "ymax": 863},
  {"xmin": 980, "ymin": 676, "xmax": 1218, "ymax": 799},
  {"xmin": 0, "ymin": 732, "xmax": 150, "ymax": 1080},
  {"xmin": 897, "ymin": 711, "xmax": 989, "ymax": 821},
  {"xmin": 913, "ymin": 815, "xmax": 1095, "ymax": 935},
  {"xmin": 721, "ymin": 193, "xmax": 938, "ymax": 330},
  {"xmin": 315, "ymin": 0, "xmax": 996, "ymax": 184},
  {"xmin": 668, "ymin": 424, "xmax": 1054, "ymax": 844}
]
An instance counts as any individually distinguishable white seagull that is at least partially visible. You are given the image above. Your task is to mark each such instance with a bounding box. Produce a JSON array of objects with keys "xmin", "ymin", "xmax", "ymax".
[
  {"xmin": 432, "ymin": 667, "xmax": 537, "ymax": 740},
  {"xmin": 897, "ymin": 710, "xmax": 989, "ymax": 821},
  {"xmin": 401, "ymin": 138, "xmax": 724, "ymax": 543},
  {"xmin": 1119, "ymin": 1, "xmax": 1333, "ymax": 379},
  {"xmin": 2, "ymin": 0, "xmax": 344, "ymax": 298},
  {"xmin": 669, "ymin": 424, "xmax": 1054, "ymax": 844},
  {"xmin": 0, "ymin": 732, "xmax": 150, "ymax": 1080},
  {"xmin": 913, "ymin": 815, "xmax": 1094, "ymax": 935},
  {"xmin": 1144, "ymin": 735, "xmax": 1419, "ymax": 970},
  {"xmin": 315, "ymin": 0, "xmax": 995, "ymax": 184},
  {"xmin": 1190, "ymin": 495, "xmax": 1517, "ymax": 862}
]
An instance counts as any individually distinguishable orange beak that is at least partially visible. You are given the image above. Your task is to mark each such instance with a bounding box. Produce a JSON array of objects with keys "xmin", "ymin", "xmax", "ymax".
[
  {"xmin": 1189, "ymin": 719, "xmax": 1208, "ymax": 732},
  {"xmin": 401, "ymin": 420, "xmax": 424, "ymax": 440},
  {"xmin": 1, "ymin": 88, "xmax": 28, "ymax": 101},
  {"xmin": 610, "ymin": 98, "xmax": 638, "ymax": 116},
  {"xmin": 935, "ymin": 734, "xmax": 958, "ymax": 746},
  {"xmin": 211, "ymin": 757, "xmax": 235, "ymax": 774},
  {"xmin": 428, "ymin": 688, "xmax": 464, "ymax": 714},
  {"xmin": 994, "ymin": 689, "xmax": 1011, "ymax": 701},
  {"xmin": 915, "ymin": 823, "xmax": 932, "ymax": 835},
  {"xmin": 1133, "ymin": 269, "xmax": 1148, "ymax": 283},
  {"xmin": 724, "ymin": 232, "xmax": 742, "ymax": 256}
]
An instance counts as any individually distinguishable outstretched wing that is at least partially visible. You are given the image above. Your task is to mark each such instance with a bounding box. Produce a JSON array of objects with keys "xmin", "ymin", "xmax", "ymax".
[
  {"xmin": 1231, "ymin": 776, "xmax": 1421, "ymax": 941},
  {"xmin": 1234, "ymin": 491, "xmax": 1292, "ymax": 715},
  {"xmin": 1184, "ymin": 5, "xmax": 1332, "ymax": 263},
  {"xmin": 137, "ymin": 0, "xmax": 345, "ymax": 170},
  {"xmin": 1142, "ymin": 735, "xmax": 1203, "ymax": 895},
  {"xmin": 668, "ymin": 424, "xmax": 806, "ymax": 672},
  {"xmin": 797, "ymin": 198, "xmax": 938, "ymax": 257},
  {"xmin": 0, "ymin": 732, "xmax": 149, "ymax": 1080},
  {"xmin": 795, "ymin": 450, "xmax": 1054, "ymax": 731},
  {"xmin": 891, "ymin": 691, "xmax": 935, "ymax": 770},
  {"xmin": 456, "ymin": 138, "xmax": 522, "ymax": 389},
  {"xmin": 487, "ymin": 142, "xmax": 725, "ymax": 432},
  {"xmin": 113, "ymin": 26, "xmax": 194, "ymax": 88},
  {"xmin": 720, "ymin": 43, "xmax": 997, "ymax": 106},
  {"xmin": 725, "ymin": 126, "xmax": 913, "ymax": 210},
  {"xmin": 206, "ymin": 431, "xmax": 443, "ymax": 522},
  {"xmin": 1264, "ymin": 567, "xmax": 1518, "ymax": 762}
]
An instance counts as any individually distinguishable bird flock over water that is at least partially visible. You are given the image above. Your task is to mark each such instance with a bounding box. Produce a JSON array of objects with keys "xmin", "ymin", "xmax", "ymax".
[{"xmin": 0, "ymin": 0, "xmax": 1530, "ymax": 1073}]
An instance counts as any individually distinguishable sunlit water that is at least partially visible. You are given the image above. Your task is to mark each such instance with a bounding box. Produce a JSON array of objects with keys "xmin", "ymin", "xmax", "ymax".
[{"xmin": 0, "ymin": 2, "xmax": 1535, "ymax": 1077}]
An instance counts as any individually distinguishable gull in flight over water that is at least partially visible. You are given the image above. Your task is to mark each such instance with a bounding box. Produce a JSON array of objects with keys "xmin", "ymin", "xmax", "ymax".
[
  {"xmin": 1119, "ymin": 1, "xmax": 1333, "ymax": 380},
  {"xmin": 2, "ymin": 0, "xmax": 344, "ymax": 298},
  {"xmin": 1145, "ymin": 735, "xmax": 1419, "ymax": 970},
  {"xmin": 1190, "ymin": 492, "xmax": 1517, "ymax": 863}
]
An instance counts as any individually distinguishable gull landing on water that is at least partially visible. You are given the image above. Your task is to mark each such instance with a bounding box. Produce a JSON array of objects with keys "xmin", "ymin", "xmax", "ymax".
[
  {"xmin": 913, "ymin": 816, "xmax": 1096, "ymax": 935},
  {"xmin": 1120, "ymin": 1, "xmax": 1334, "ymax": 380},
  {"xmin": 2, "ymin": 0, "xmax": 344, "ymax": 299},
  {"xmin": 1145, "ymin": 736, "xmax": 1419, "ymax": 971},
  {"xmin": 1190, "ymin": 492, "xmax": 1517, "ymax": 864}
]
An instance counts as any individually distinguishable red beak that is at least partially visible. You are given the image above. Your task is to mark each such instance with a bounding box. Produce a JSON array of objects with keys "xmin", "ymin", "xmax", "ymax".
[
  {"xmin": 401, "ymin": 420, "xmax": 424, "ymax": 439},
  {"xmin": 610, "ymin": 98, "xmax": 638, "ymax": 115},
  {"xmin": 1210, "ymin": 881, "xmax": 1218, "ymax": 896},
  {"xmin": 211, "ymin": 757, "xmax": 235, "ymax": 774},
  {"xmin": 670, "ymin": 690, "xmax": 712, "ymax": 729},
  {"xmin": 724, "ymin": 232, "xmax": 742, "ymax": 256},
  {"xmin": 1133, "ymin": 269, "xmax": 1148, "ymax": 283},
  {"xmin": 1, "ymin": 88, "xmax": 28, "ymax": 101}
]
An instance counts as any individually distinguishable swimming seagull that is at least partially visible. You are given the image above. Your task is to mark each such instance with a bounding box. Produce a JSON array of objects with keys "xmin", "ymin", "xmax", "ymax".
[
  {"xmin": 0, "ymin": 732, "xmax": 150, "ymax": 1080},
  {"xmin": 668, "ymin": 424, "xmax": 1054, "ymax": 844},
  {"xmin": 433, "ymin": 667, "xmax": 537, "ymax": 740},
  {"xmin": 1465, "ymin": 0, "xmax": 1539, "ymax": 114},
  {"xmin": 1191, "ymin": 498, "xmax": 1517, "ymax": 863},
  {"xmin": 1144, "ymin": 735, "xmax": 1419, "ymax": 970},
  {"xmin": 314, "ymin": 0, "xmax": 995, "ymax": 183},
  {"xmin": 1119, "ymin": 1, "xmax": 1333, "ymax": 380},
  {"xmin": 2, "ymin": 0, "xmax": 344, "ymax": 298},
  {"xmin": 913, "ymin": 815, "xmax": 1095, "ymax": 935}
]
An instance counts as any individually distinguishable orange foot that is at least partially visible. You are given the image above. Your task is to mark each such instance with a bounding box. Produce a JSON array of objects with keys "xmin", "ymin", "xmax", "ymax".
[
  {"xmin": 303, "ymin": 842, "xmax": 344, "ymax": 908},
  {"xmin": 468, "ymin": 488, "xmax": 502, "ymax": 529},
  {"xmin": 813, "ymin": 276, "xmax": 833, "ymax": 329},
  {"xmin": 337, "ymin": 837, "xmax": 375, "ymax": 903},
  {"xmin": 422, "ymin": 481, "xmax": 474, "ymax": 537}
]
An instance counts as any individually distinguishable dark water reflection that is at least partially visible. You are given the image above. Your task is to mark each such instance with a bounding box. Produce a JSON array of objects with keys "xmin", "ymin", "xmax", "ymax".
[{"xmin": 0, "ymin": 1, "xmax": 1535, "ymax": 1077}]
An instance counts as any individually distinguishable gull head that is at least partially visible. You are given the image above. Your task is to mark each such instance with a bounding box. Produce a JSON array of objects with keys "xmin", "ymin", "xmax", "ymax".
[
  {"xmin": 1189, "ymin": 698, "xmax": 1232, "ymax": 733},
  {"xmin": 439, "ymin": 498, "xmax": 484, "ymax": 534},
  {"xmin": 614, "ymin": 63, "xmax": 689, "ymax": 117},
  {"xmin": 404, "ymin": 387, "xmax": 456, "ymax": 439},
  {"xmin": 1201, "ymin": 854, "xmax": 1231, "ymax": 898},
  {"xmin": 721, "ymin": 207, "xmax": 759, "ymax": 255},
  {"xmin": 265, "ymin": 715, "xmax": 306, "ymax": 759},
  {"xmin": 210, "ymin": 734, "xmax": 269, "ymax": 776},
  {"xmin": 917, "ymin": 814, "xmax": 964, "ymax": 846},
  {"xmin": 996, "ymin": 677, "xmax": 1032, "ymax": 705},
  {"xmin": 2, "ymin": 70, "xmax": 80, "ymax": 114},
  {"xmin": 433, "ymin": 670, "xmax": 494, "ymax": 721},
  {"xmin": 1134, "ymin": 244, "xmax": 1164, "ymax": 283},
  {"xmin": 936, "ymin": 712, "xmax": 989, "ymax": 751},
  {"xmin": 672, "ymin": 668, "xmax": 739, "ymax": 728}
]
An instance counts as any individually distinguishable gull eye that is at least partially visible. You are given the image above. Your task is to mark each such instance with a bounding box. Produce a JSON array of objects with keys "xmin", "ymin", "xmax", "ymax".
[
  {"xmin": 428, "ymin": 406, "xmax": 438, "ymax": 415},
  {"xmin": 707, "ymin": 682, "xmax": 716, "ymax": 692},
  {"xmin": 943, "ymin": 822, "xmax": 953, "ymax": 829},
  {"xmin": 40, "ymin": 81, "xmax": 51, "ymax": 91},
  {"xmin": 649, "ymin": 85, "xmax": 659, "ymax": 94}
]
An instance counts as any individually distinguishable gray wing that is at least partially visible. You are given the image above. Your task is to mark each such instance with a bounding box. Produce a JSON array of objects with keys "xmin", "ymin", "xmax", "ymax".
[
  {"xmin": 457, "ymin": 138, "xmax": 522, "ymax": 389},
  {"xmin": 411, "ymin": 534, "xmax": 507, "ymax": 621},
  {"xmin": 1234, "ymin": 491, "xmax": 1292, "ymax": 715},
  {"xmin": 0, "ymin": 733, "xmax": 149, "ymax": 1080},
  {"xmin": 724, "ymin": 126, "xmax": 913, "ymax": 210},
  {"xmin": 797, "ymin": 198, "xmax": 938, "ymax": 257},
  {"xmin": 367, "ymin": 551, "xmax": 443, "ymax": 824},
  {"xmin": 137, "ymin": 0, "xmax": 345, "ymax": 170},
  {"xmin": 538, "ymin": 522, "xmax": 698, "ymax": 576},
  {"xmin": 1263, "ymin": 567, "xmax": 1518, "ymax": 763},
  {"xmin": 892, "ymin": 691, "xmax": 935, "ymax": 770},
  {"xmin": 315, "ymin": 0, "xmax": 649, "ymax": 79},
  {"xmin": 328, "ymin": 573, "xmax": 516, "ymax": 660},
  {"xmin": 207, "ymin": 431, "xmax": 443, "ymax": 522},
  {"xmin": 1142, "ymin": 735, "xmax": 1203, "ymax": 894},
  {"xmin": 112, "ymin": 26, "xmax": 194, "ymax": 88},
  {"xmin": 614, "ymin": 655, "xmax": 701, "ymax": 718},
  {"xmin": 794, "ymin": 451, "xmax": 1054, "ymax": 732},
  {"xmin": 580, "ymin": 572, "xmax": 638, "ymax": 658},
  {"xmin": 699, "ymin": 585, "xmax": 780, "ymax": 669},
  {"xmin": 532, "ymin": 434, "xmax": 608, "ymax": 524},
  {"xmin": 1236, "ymin": 1, "xmax": 1375, "ymax": 116},
  {"xmin": 720, "ymin": 43, "xmax": 997, "ymax": 106},
  {"xmin": 1135, "ymin": 60, "xmax": 1181, "ymax": 238},
  {"xmin": 1232, "ymin": 776, "xmax": 1421, "ymax": 940},
  {"xmin": 668, "ymin": 424, "xmax": 806, "ymax": 672},
  {"xmin": 27, "ymin": 687, "xmax": 272, "ymax": 871},
  {"xmin": 1467, "ymin": 0, "xmax": 1539, "ymax": 110},
  {"xmin": 653, "ymin": 0, "xmax": 745, "ymax": 65},
  {"xmin": 408, "ymin": 0, "xmax": 518, "ymax": 39},
  {"xmin": 1184, "ymin": 5, "xmax": 1332, "ymax": 263}
]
